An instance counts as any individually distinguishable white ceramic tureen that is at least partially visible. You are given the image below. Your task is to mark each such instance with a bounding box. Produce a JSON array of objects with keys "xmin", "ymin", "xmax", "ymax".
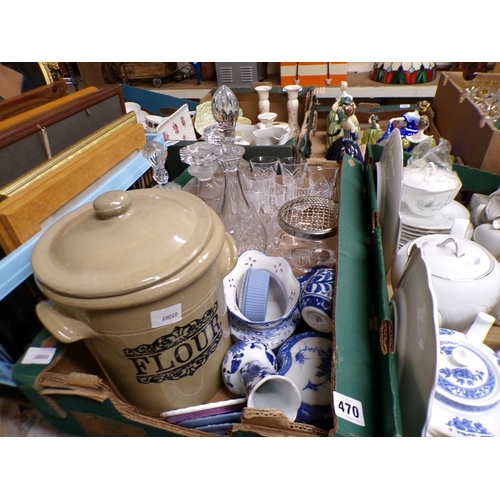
[{"xmin": 392, "ymin": 234, "xmax": 500, "ymax": 332}]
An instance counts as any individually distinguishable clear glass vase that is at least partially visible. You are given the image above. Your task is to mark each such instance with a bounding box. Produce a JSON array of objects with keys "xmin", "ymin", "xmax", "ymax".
[
  {"xmin": 180, "ymin": 142, "xmax": 223, "ymax": 213},
  {"xmin": 216, "ymin": 144, "xmax": 268, "ymax": 255}
]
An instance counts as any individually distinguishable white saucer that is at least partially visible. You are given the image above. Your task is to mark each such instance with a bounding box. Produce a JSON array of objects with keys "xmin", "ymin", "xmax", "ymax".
[
  {"xmin": 401, "ymin": 199, "xmax": 470, "ymax": 231},
  {"xmin": 391, "ymin": 245, "xmax": 440, "ymax": 436}
]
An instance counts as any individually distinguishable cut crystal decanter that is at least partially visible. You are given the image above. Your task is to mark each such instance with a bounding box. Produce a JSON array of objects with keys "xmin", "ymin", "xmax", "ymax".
[
  {"xmin": 180, "ymin": 142, "xmax": 223, "ymax": 213},
  {"xmin": 211, "ymin": 85, "xmax": 268, "ymax": 254},
  {"xmin": 216, "ymin": 144, "xmax": 268, "ymax": 254}
]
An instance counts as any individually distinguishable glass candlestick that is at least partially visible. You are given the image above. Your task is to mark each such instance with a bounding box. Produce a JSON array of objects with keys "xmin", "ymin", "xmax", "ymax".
[
  {"xmin": 142, "ymin": 140, "xmax": 170, "ymax": 188},
  {"xmin": 180, "ymin": 142, "xmax": 223, "ymax": 213},
  {"xmin": 216, "ymin": 144, "xmax": 268, "ymax": 255}
]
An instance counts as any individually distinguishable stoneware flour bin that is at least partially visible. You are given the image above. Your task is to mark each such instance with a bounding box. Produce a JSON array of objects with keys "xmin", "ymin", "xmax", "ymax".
[{"xmin": 31, "ymin": 189, "xmax": 238, "ymax": 416}]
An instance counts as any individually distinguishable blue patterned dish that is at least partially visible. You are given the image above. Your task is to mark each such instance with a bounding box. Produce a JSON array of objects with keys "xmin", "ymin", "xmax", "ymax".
[
  {"xmin": 192, "ymin": 422, "xmax": 236, "ymax": 436},
  {"xmin": 175, "ymin": 411, "xmax": 242, "ymax": 429},
  {"xmin": 277, "ymin": 331, "xmax": 333, "ymax": 429}
]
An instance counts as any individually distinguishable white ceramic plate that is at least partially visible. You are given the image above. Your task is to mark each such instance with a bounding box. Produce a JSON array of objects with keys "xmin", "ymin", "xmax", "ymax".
[
  {"xmin": 277, "ymin": 331, "xmax": 333, "ymax": 429},
  {"xmin": 401, "ymin": 199, "xmax": 470, "ymax": 231},
  {"xmin": 159, "ymin": 397, "xmax": 246, "ymax": 422},
  {"xmin": 376, "ymin": 128, "xmax": 403, "ymax": 273},
  {"xmin": 391, "ymin": 245, "xmax": 440, "ymax": 437},
  {"xmin": 157, "ymin": 104, "xmax": 197, "ymax": 141}
]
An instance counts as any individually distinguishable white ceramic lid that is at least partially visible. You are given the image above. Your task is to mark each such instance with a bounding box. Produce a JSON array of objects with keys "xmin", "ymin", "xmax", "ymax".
[
  {"xmin": 409, "ymin": 235, "xmax": 496, "ymax": 281},
  {"xmin": 436, "ymin": 329, "xmax": 500, "ymax": 410},
  {"xmin": 32, "ymin": 189, "xmax": 217, "ymax": 299}
]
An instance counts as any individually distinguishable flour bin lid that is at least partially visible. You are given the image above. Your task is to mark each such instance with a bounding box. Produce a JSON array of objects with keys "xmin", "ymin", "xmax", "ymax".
[{"xmin": 31, "ymin": 189, "xmax": 219, "ymax": 299}]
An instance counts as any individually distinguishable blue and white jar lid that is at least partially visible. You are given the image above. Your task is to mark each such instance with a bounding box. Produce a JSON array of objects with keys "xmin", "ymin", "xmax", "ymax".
[{"xmin": 436, "ymin": 329, "xmax": 500, "ymax": 411}]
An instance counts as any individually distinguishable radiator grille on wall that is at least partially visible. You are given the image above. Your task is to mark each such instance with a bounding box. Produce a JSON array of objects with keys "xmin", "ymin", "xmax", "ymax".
[{"xmin": 215, "ymin": 63, "xmax": 259, "ymax": 87}]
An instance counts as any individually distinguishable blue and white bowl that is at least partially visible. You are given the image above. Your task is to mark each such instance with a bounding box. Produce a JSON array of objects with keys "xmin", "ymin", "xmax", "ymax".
[
  {"xmin": 224, "ymin": 250, "xmax": 301, "ymax": 330},
  {"xmin": 298, "ymin": 266, "xmax": 334, "ymax": 334}
]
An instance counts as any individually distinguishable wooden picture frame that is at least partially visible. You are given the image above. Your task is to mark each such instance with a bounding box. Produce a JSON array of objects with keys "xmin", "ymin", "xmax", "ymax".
[
  {"xmin": 0, "ymin": 85, "xmax": 126, "ymax": 190},
  {"xmin": 0, "ymin": 114, "xmax": 146, "ymax": 255},
  {"xmin": 0, "ymin": 79, "xmax": 68, "ymax": 121},
  {"xmin": 0, "ymin": 85, "xmax": 99, "ymax": 139},
  {"xmin": 1, "ymin": 112, "xmax": 137, "ymax": 200}
]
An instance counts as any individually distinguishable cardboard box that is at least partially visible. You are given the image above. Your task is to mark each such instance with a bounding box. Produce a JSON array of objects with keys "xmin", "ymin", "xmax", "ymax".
[
  {"xmin": 12, "ymin": 153, "xmax": 403, "ymax": 437},
  {"xmin": 280, "ymin": 63, "xmax": 348, "ymax": 88},
  {"xmin": 432, "ymin": 72, "xmax": 500, "ymax": 174},
  {"xmin": 365, "ymin": 143, "xmax": 500, "ymax": 435}
]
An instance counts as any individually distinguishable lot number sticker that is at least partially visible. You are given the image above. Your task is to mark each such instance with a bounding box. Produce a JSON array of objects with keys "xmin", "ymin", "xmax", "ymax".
[
  {"xmin": 150, "ymin": 303, "xmax": 182, "ymax": 328},
  {"xmin": 21, "ymin": 347, "xmax": 57, "ymax": 365},
  {"xmin": 333, "ymin": 391, "xmax": 365, "ymax": 427}
]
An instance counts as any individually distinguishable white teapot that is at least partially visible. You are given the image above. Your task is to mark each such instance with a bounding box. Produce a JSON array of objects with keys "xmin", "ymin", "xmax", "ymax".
[{"xmin": 392, "ymin": 234, "xmax": 500, "ymax": 332}]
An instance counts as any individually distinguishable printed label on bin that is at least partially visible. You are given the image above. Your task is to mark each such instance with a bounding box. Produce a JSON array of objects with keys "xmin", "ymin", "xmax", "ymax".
[
  {"xmin": 150, "ymin": 303, "xmax": 182, "ymax": 328},
  {"xmin": 21, "ymin": 347, "xmax": 57, "ymax": 365},
  {"xmin": 333, "ymin": 391, "xmax": 365, "ymax": 427}
]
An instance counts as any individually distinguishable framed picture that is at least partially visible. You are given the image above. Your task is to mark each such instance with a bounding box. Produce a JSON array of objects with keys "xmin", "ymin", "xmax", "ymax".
[
  {"xmin": 0, "ymin": 84, "xmax": 126, "ymax": 190},
  {"xmin": 0, "ymin": 79, "xmax": 68, "ymax": 121},
  {"xmin": 0, "ymin": 113, "xmax": 146, "ymax": 255}
]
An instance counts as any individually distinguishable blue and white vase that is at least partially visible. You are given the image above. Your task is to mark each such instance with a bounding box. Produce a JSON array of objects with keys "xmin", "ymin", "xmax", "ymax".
[{"xmin": 221, "ymin": 341, "xmax": 301, "ymax": 421}]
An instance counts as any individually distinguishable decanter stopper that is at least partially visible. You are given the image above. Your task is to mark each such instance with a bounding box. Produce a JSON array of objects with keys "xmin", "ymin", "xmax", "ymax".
[
  {"xmin": 211, "ymin": 85, "xmax": 239, "ymax": 146},
  {"xmin": 142, "ymin": 140, "xmax": 169, "ymax": 188}
]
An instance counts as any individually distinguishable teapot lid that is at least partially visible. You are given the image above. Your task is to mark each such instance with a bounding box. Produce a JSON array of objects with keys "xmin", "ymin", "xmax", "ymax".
[
  {"xmin": 409, "ymin": 235, "xmax": 496, "ymax": 281},
  {"xmin": 32, "ymin": 189, "xmax": 221, "ymax": 299},
  {"xmin": 436, "ymin": 328, "xmax": 500, "ymax": 411}
]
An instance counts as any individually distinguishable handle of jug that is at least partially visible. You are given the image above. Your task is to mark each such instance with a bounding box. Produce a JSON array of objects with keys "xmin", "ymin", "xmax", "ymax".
[{"xmin": 36, "ymin": 300, "xmax": 99, "ymax": 343}]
